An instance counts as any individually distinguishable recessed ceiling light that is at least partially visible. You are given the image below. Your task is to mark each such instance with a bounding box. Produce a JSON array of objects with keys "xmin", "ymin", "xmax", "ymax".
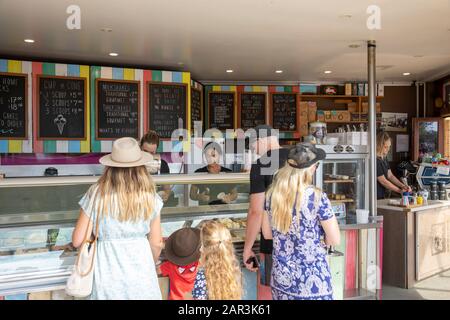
[
  {"xmin": 275, "ymin": 70, "xmax": 283, "ymax": 74},
  {"xmin": 101, "ymin": 28, "xmax": 113, "ymax": 32},
  {"xmin": 109, "ymin": 52, "xmax": 119, "ymax": 57},
  {"xmin": 349, "ymin": 44, "xmax": 360, "ymax": 49},
  {"xmin": 339, "ymin": 14, "xmax": 352, "ymax": 19},
  {"xmin": 226, "ymin": 69, "xmax": 233, "ymax": 73},
  {"xmin": 403, "ymin": 72, "xmax": 411, "ymax": 76},
  {"xmin": 324, "ymin": 70, "xmax": 332, "ymax": 74},
  {"xmin": 24, "ymin": 39, "xmax": 35, "ymax": 43}
]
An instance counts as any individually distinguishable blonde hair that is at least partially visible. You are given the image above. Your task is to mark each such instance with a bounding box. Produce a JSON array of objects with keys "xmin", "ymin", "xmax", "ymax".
[
  {"xmin": 266, "ymin": 164, "xmax": 321, "ymax": 234},
  {"xmin": 376, "ymin": 131, "xmax": 391, "ymax": 158},
  {"xmin": 200, "ymin": 220, "xmax": 242, "ymax": 300},
  {"xmin": 87, "ymin": 166, "xmax": 157, "ymax": 222}
]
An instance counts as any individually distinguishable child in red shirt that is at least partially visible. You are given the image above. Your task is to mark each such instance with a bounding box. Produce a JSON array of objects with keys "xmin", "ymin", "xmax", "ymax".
[{"xmin": 159, "ymin": 228, "xmax": 201, "ymax": 300}]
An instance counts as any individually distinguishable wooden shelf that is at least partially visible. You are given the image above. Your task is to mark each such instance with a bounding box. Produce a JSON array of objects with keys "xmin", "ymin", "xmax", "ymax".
[
  {"xmin": 300, "ymin": 95, "xmax": 383, "ymax": 99},
  {"xmin": 324, "ymin": 179, "xmax": 354, "ymax": 183}
]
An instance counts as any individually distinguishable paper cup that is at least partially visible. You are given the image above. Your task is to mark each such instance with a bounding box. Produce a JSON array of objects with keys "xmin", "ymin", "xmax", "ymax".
[{"xmin": 356, "ymin": 209, "xmax": 370, "ymax": 224}]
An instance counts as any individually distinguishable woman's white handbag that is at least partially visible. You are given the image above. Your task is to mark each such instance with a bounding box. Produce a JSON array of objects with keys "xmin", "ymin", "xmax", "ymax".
[{"xmin": 65, "ymin": 213, "xmax": 100, "ymax": 298}]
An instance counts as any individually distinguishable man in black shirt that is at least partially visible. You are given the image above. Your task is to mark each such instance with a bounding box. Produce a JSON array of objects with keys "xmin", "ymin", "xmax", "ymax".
[{"xmin": 243, "ymin": 125, "xmax": 290, "ymax": 278}]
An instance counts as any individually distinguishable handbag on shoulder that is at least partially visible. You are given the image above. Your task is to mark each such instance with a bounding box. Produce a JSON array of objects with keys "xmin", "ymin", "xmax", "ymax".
[{"xmin": 65, "ymin": 212, "xmax": 100, "ymax": 298}]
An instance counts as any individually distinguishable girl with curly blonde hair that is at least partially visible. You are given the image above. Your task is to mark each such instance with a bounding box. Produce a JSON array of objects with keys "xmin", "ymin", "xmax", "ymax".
[{"xmin": 192, "ymin": 220, "xmax": 242, "ymax": 300}]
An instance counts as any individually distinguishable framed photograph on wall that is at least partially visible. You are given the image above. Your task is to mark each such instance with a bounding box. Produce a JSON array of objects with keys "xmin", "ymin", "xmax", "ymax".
[{"xmin": 381, "ymin": 112, "xmax": 408, "ymax": 132}]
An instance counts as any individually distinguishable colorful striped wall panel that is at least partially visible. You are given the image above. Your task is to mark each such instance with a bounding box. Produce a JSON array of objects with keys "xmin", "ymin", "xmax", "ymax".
[
  {"xmin": 31, "ymin": 62, "xmax": 90, "ymax": 153},
  {"xmin": 0, "ymin": 59, "xmax": 33, "ymax": 153}
]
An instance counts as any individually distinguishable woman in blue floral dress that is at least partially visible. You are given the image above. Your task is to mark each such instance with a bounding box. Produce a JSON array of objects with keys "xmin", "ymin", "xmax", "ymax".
[{"xmin": 261, "ymin": 143, "xmax": 341, "ymax": 300}]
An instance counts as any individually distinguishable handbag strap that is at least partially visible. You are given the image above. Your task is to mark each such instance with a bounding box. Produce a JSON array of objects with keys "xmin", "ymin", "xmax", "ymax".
[{"xmin": 75, "ymin": 208, "xmax": 101, "ymax": 277}]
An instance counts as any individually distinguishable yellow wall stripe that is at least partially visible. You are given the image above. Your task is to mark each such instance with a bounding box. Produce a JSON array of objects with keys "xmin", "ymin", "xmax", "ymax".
[
  {"xmin": 79, "ymin": 65, "xmax": 90, "ymax": 152},
  {"xmin": 123, "ymin": 68, "xmax": 134, "ymax": 80}
]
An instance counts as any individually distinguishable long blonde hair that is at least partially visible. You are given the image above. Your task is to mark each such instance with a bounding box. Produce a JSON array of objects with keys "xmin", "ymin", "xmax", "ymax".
[
  {"xmin": 376, "ymin": 131, "xmax": 391, "ymax": 158},
  {"xmin": 266, "ymin": 164, "xmax": 320, "ymax": 234},
  {"xmin": 86, "ymin": 165, "xmax": 157, "ymax": 222},
  {"xmin": 200, "ymin": 220, "xmax": 242, "ymax": 300}
]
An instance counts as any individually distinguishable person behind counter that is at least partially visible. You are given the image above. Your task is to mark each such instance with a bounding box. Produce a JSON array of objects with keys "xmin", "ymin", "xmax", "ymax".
[
  {"xmin": 192, "ymin": 220, "xmax": 242, "ymax": 300},
  {"xmin": 140, "ymin": 130, "xmax": 176, "ymax": 206},
  {"xmin": 72, "ymin": 137, "xmax": 164, "ymax": 300},
  {"xmin": 261, "ymin": 143, "xmax": 340, "ymax": 300},
  {"xmin": 377, "ymin": 131, "xmax": 412, "ymax": 199},
  {"xmin": 189, "ymin": 142, "xmax": 238, "ymax": 205}
]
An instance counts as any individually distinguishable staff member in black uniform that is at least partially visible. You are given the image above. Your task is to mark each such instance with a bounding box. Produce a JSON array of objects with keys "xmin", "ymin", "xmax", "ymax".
[
  {"xmin": 243, "ymin": 125, "xmax": 290, "ymax": 283},
  {"xmin": 140, "ymin": 130, "xmax": 176, "ymax": 206},
  {"xmin": 190, "ymin": 142, "xmax": 238, "ymax": 205},
  {"xmin": 377, "ymin": 131, "xmax": 411, "ymax": 199}
]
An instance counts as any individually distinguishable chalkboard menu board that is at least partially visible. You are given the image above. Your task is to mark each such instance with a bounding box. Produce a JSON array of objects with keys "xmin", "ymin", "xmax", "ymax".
[
  {"xmin": 37, "ymin": 75, "xmax": 86, "ymax": 139},
  {"xmin": 0, "ymin": 73, "xmax": 27, "ymax": 139},
  {"xmin": 271, "ymin": 93, "xmax": 298, "ymax": 132},
  {"xmin": 96, "ymin": 79, "xmax": 140, "ymax": 139},
  {"xmin": 148, "ymin": 82, "xmax": 187, "ymax": 139},
  {"xmin": 208, "ymin": 92, "xmax": 235, "ymax": 130},
  {"xmin": 191, "ymin": 88, "xmax": 202, "ymax": 123},
  {"xmin": 239, "ymin": 92, "xmax": 266, "ymax": 130}
]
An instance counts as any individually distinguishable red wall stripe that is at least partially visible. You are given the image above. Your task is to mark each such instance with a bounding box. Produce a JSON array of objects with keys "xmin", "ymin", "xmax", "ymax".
[{"xmin": 345, "ymin": 230, "xmax": 357, "ymax": 290}]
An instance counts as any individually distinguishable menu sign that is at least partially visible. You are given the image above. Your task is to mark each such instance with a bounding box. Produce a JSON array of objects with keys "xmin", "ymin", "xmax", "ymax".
[
  {"xmin": 271, "ymin": 93, "xmax": 298, "ymax": 131},
  {"xmin": 96, "ymin": 79, "xmax": 140, "ymax": 139},
  {"xmin": 239, "ymin": 93, "xmax": 266, "ymax": 130},
  {"xmin": 209, "ymin": 92, "xmax": 235, "ymax": 130},
  {"xmin": 37, "ymin": 75, "xmax": 86, "ymax": 139},
  {"xmin": 191, "ymin": 88, "xmax": 202, "ymax": 123},
  {"xmin": 0, "ymin": 73, "xmax": 27, "ymax": 139},
  {"xmin": 148, "ymin": 82, "xmax": 187, "ymax": 139}
]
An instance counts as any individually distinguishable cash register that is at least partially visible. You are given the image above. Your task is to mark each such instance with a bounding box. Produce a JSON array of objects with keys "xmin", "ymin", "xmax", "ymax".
[{"xmin": 416, "ymin": 163, "xmax": 450, "ymax": 200}]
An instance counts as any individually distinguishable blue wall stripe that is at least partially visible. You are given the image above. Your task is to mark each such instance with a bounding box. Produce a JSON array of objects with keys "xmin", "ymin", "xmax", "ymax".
[
  {"xmin": 0, "ymin": 59, "xmax": 7, "ymax": 72},
  {"xmin": 244, "ymin": 86, "xmax": 252, "ymax": 92},
  {"xmin": 112, "ymin": 68, "xmax": 123, "ymax": 79},
  {"xmin": 67, "ymin": 64, "xmax": 80, "ymax": 76},
  {"xmin": 222, "ymin": 85, "xmax": 231, "ymax": 91},
  {"xmin": 68, "ymin": 141, "xmax": 81, "ymax": 153},
  {"xmin": 276, "ymin": 86, "xmax": 284, "ymax": 92},
  {"xmin": 172, "ymin": 72, "xmax": 182, "ymax": 83},
  {"xmin": 0, "ymin": 141, "xmax": 8, "ymax": 153}
]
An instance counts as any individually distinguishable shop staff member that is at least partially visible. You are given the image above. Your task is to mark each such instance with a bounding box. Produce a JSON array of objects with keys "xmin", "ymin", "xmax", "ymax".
[
  {"xmin": 190, "ymin": 142, "xmax": 238, "ymax": 205},
  {"xmin": 243, "ymin": 125, "xmax": 289, "ymax": 279},
  {"xmin": 377, "ymin": 131, "xmax": 412, "ymax": 199},
  {"xmin": 140, "ymin": 131, "xmax": 175, "ymax": 205}
]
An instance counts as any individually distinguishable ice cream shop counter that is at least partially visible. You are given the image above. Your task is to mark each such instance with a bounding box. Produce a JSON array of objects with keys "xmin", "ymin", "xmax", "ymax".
[
  {"xmin": 0, "ymin": 174, "xmax": 382, "ymax": 300},
  {"xmin": 377, "ymin": 199, "xmax": 450, "ymax": 288}
]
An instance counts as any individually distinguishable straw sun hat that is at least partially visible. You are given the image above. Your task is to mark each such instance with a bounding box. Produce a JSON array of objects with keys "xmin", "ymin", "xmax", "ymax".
[{"xmin": 99, "ymin": 137, "xmax": 154, "ymax": 167}]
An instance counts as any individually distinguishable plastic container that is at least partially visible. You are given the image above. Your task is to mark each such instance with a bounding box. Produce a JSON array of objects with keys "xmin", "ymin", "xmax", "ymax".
[{"xmin": 356, "ymin": 209, "xmax": 370, "ymax": 224}]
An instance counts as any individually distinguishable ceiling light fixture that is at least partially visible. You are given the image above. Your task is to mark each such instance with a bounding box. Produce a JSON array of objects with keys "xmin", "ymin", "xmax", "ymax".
[
  {"xmin": 109, "ymin": 52, "xmax": 119, "ymax": 57},
  {"xmin": 24, "ymin": 39, "xmax": 35, "ymax": 43},
  {"xmin": 324, "ymin": 70, "xmax": 332, "ymax": 74},
  {"xmin": 226, "ymin": 69, "xmax": 233, "ymax": 73},
  {"xmin": 403, "ymin": 72, "xmax": 411, "ymax": 76},
  {"xmin": 339, "ymin": 14, "xmax": 352, "ymax": 19},
  {"xmin": 275, "ymin": 70, "xmax": 283, "ymax": 74}
]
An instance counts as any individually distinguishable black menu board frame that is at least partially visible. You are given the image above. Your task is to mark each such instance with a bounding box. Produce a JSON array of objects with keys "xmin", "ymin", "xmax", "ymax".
[
  {"xmin": 147, "ymin": 81, "xmax": 188, "ymax": 140},
  {"xmin": 269, "ymin": 92, "xmax": 299, "ymax": 133},
  {"xmin": 0, "ymin": 72, "xmax": 28, "ymax": 140},
  {"xmin": 191, "ymin": 87, "xmax": 203, "ymax": 123},
  {"xmin": 36, "ymin": 74, "xmax": 87, "ymax": 140},
  {"xmin": 208, "ymin": 91, "xmax": 236, "ymax": 131},
  {"xmin": 238, "ymin": 92, "xmax": 267, "ymax": 131},
  {"xmin": 95, "ymin": 78, "xmax": 141, "ymax": 140}
]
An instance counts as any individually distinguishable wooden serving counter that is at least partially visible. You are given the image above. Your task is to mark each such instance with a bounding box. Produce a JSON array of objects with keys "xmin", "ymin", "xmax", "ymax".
[{"xmin": 377, "ymin": 199, "xmax": 450, "ymax": 288}]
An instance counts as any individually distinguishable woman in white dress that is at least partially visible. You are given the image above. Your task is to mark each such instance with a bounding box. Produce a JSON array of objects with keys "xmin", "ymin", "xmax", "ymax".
[{"xmin": 72, "ymin": 137, "xmax": 164, "ymax": 299}]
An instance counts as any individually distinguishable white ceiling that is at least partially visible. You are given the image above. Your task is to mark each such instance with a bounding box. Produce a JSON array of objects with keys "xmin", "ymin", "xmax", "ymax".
[{"xmin": 0, "ymin": 0, "xmax": 449, "ymax": 82}]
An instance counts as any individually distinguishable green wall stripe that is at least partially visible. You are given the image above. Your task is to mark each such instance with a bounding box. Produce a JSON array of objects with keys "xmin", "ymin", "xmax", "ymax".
[{"xmin": 152, "ymin": 70, "xmax": 162, "ymax": 82}]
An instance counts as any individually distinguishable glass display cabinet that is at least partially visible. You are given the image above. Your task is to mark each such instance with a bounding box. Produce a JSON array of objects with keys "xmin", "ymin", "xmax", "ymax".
[
  {"xmin": 0, "ymin": 173, "xmax": 256, "ymax": 299},
  {"xmin": 315, "ymin": 145, "xmax": 369, "ymax": 219}
]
